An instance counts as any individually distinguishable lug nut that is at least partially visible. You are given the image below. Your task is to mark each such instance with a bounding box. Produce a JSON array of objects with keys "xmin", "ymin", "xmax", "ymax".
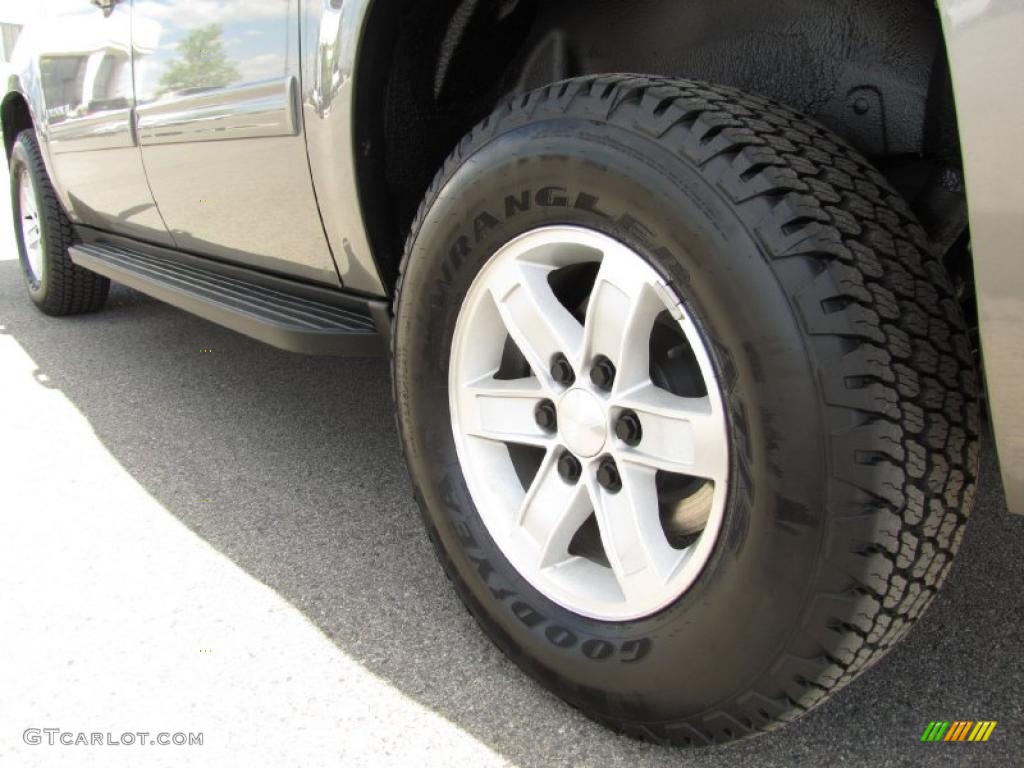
[
  {"xmin": 557, "ymin": 452, "xmax": 582, "ymax": 484},
  {"xmin": 596, "ymin": 456, "xmax": 622, "ymax": 493},
  {"xmin": 614, "ymin": 410, "xmax": 643, "ymax": 446},
  {"xmin": 590, "ymin": 355, "xmax": 616, "ymax": 391},
  {"xmin": 534, "ymin": 399, "xmax": 557, "ymax": 432},
  {"xmin": 550, "ymin": 354, "xmax": 575, "ymax": 387}
]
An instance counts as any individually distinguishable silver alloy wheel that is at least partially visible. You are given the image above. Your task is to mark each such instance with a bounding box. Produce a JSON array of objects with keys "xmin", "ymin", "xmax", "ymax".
[
  {"xmin": 449, "ymin": 226, "xmax": 729, "ymax": 621},
  {"xmin": 18, "ymin": 167, "xmax": 43, "ymax": 283}
]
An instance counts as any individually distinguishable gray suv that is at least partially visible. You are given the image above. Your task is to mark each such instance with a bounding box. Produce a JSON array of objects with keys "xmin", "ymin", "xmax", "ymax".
[{"xmin": 4, "ymin": 0, "xmax": 1021, "ymax": 746}]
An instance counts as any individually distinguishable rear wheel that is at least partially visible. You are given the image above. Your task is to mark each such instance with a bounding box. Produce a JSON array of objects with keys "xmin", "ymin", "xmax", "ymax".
[
  {"xmin": 9, "ymin": 130, "xmax": 109, "ymax": 315},
  {"xmin": 392, "ymin": 75, "xmax": 979, "ymax": 745}
]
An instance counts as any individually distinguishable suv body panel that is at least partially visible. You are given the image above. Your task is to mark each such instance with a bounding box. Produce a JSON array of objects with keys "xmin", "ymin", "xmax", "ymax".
[
  {"xmin": 300, "ymin": 0, "xmax": 387, "ymax": 296},
  {"xmin": 939, "ymin": 0, "xmax": 1024, "ymax": 513},
  {"xmin": 130, "ymin": 0, "xmax": 341, "ymax": 287},
  {"xmin": 2, "ymin": 0, "xmax": 1022, "ymax": 511}
]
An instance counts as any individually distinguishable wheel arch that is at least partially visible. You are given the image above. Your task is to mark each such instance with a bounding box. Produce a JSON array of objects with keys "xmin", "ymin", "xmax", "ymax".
[
  {"xmin": 352, "ymin": 0, "xmax": 966, "ymax": 292},
  {"xmin": 2, "ymin": 87, "xmax": 34, "ymax": 160}
]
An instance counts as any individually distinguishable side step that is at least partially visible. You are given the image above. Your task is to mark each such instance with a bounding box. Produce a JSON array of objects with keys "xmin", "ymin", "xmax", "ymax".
[{"xmin": 69, "ymin": 242, "xmax": 387, "ymax": 356}]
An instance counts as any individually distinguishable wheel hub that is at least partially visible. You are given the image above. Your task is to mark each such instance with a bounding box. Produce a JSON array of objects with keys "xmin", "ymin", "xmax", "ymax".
[
  {"xmin": 449, "ymin": 226, "xmax": 729, "ymax": 621},
  {"xmin": 557, "ymin": 388, "xmax": 606, "ymax": 458}
]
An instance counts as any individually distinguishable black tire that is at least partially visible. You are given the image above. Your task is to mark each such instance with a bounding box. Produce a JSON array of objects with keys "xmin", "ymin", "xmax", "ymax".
[
  {"xmin": 392, "ymin": 75, "xmax": 979, "ymax": 746},
  {"xmin": 9, "ymin": 129, "xmax": 109, "ymax": 315}
]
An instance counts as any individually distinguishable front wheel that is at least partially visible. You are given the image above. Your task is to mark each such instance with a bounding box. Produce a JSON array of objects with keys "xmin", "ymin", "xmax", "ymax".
[{"xmin": 392, "ymin": 76, "xmax": 979, "ymax": 745}]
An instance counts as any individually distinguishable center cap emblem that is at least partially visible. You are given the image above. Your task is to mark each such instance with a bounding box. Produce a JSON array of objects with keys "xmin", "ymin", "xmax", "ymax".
[{"xmin": 558, "ymin": 388, "xmax": 607, "ymax": 458}]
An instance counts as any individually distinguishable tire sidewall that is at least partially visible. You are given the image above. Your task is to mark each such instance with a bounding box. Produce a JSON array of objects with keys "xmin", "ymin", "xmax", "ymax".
[{"xmin": 395, "ymin": 120, "xmax": 831, "ymax": 717}]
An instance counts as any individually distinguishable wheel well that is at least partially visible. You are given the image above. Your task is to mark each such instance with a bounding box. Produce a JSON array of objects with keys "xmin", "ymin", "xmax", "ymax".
[
  {"xmin": 354, "ymin": 0, "xmax": 968, "ymax": 296},
  {"xmin": 2, "ymin": 91, "xmax": 33, "ymax": 159}
]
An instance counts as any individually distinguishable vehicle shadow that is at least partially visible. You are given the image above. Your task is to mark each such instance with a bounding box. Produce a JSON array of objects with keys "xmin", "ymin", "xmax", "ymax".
[{"xmin": 2, "ymin": 261, "xmax": 1020, "ymax": 768}]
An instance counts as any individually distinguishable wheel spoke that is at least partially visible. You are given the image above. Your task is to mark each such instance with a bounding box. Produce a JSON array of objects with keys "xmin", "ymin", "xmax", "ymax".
[
  {"xmin": 517, "ymin": 449, "xmax": 593, "ymax": 568},
  {"xmin": 458, "ymin": 375, "xmax": 553, "ymax": 447},
  {"xmin": 588, "ymin": 465, "xmax": 682, "ymax": 602},
  {"xmin": 489, "ymin": 260, "xmax": 583, "ymax": 384},
  {"xmin": 582, "ymin": 251, "xmax": 666, "ymax": 392},
  {"xmin": 615, "ymin": 383, "xmax": 727, "ymax": 482},
  {"xmin": 25, "ymin": 220, "xmax": 41, "ymax": 247}
]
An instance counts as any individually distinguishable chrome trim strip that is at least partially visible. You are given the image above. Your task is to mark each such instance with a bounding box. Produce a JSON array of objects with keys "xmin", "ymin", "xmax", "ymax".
[
  {"xmin": 48, "ymin": 108, "xmax": 135, "ymax": 152},
  {"xmin": 136, "ymin": 76, "xmax": 298, "ymax": 145}
]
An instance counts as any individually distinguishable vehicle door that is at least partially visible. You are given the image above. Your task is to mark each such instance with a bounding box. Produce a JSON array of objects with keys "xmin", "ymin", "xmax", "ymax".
[
  {"xmin": 131, "ymin": 0, "xmax": 340, "ymax": 286},
  {"xmin": 34, "ymin": 0, "xmax": 171, "ymax": 245}
]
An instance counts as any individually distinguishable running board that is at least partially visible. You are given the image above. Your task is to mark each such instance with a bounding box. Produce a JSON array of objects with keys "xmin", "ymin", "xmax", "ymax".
[{"xmin": 69, "ymin": 243, "xmax": 387, "ymax": 356}]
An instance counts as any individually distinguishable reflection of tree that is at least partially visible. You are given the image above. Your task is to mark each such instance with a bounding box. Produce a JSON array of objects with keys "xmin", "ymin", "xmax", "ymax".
[{"xmin": 158, "ymin": 24, "xmax": 240, "ymax": 95}]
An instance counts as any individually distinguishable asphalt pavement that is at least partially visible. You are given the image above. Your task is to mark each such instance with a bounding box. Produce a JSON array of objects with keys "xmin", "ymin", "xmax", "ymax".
[{"xmin": 0, "ymin": 188, "xmax": 1021, "ymax": 767}]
